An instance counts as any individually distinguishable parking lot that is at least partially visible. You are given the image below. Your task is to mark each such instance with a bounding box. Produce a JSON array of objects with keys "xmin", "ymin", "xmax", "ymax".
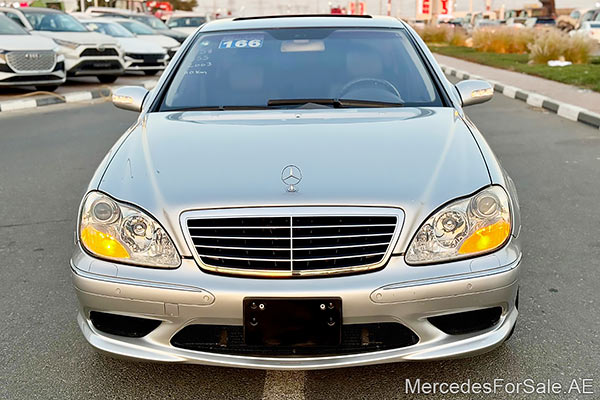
[{"xmin": 0, "ymin": 74, "xmax": 598, "ymax": 399}]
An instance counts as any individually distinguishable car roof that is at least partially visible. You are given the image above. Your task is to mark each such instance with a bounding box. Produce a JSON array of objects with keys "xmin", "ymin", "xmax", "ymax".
[
  {"xmin": 200, "ymin": 15, "xmax": 405, "ymax": 32},
  {"xmin": 19, "ymin": 7, "xmax": 64, "ymax": 14}
]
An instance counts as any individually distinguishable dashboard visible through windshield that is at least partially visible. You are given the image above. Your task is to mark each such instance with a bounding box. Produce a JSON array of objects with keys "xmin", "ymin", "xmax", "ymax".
[{"xmin": 159, "ymin": 28, "xmax": 443, "ymax": 111}]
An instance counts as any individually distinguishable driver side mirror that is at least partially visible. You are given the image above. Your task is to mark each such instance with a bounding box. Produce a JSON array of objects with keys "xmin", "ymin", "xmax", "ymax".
[
  {"xmin": 112, "ymin": 86, "xmax": 149, "ymax": 112},
  {"xmin": 455, "ymin": 80, "xmax": 494, "ymax": 107}
]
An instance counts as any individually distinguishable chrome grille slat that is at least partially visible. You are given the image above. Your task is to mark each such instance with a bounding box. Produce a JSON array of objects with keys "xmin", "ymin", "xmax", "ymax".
[
  {"xmin": 190, "ymin": 232, "xmax": 393, "ymax": 240},
  {"xmin": 184, "ymin": 210, "xmax": 400, "ymax": 277},
  {"xmin": 192, "ymin": 241, "xmax": 391, "ymax": 251},
  {"xmin": 189, "ymin": 224, "xmax": 396, "ymax": 229},
  {"xmin": 6, "ymin": 51, "xmax": 56, "ymax": 73}
]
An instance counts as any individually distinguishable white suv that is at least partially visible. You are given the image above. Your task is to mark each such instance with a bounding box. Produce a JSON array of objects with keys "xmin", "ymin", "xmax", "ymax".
[
  {"xmin": 1, "ymin": 7, "xmax": 124, "ymax": 83},
  {"xmin": 0, "ymin": 13, "xmax": 65, "ymax": 90}
]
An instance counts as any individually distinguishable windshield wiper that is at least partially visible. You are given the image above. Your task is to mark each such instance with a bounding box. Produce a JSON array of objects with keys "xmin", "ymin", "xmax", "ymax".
[{"xmin": 267, "ymin": 98, "xmax": 403, "ymax": 108}]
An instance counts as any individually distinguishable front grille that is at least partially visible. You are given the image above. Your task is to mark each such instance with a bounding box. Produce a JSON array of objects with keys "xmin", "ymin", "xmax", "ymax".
[
  {"xmin": 185, "ymin": 210, "xmax": 400, "ymax": 277},
  {"xmin": 428, "ymin": 307, "xmax": 503, "ymax": 335},
  {"xmin": 170, "ymin": 323, "xmax": 419, "ymax": 357},
  {"xmin": 90, "ymin": 311, "xmax": 161, "ymax": 338},
  {"xmin": 127, "ymin": 53, "xmax": 165, "ymax": 62},
  {"xmin": 6, "ymin": 51, "xmax": 56, "ymax": 73},
  {"xmin": 72, "ymin": 60, "xmax": 123, "ymax": 73},
  {"xmin": 81, "ymin": 48, "xmax": 119, "ymax": 57},
  {"xmin": 1, "ymin": 75, "xmax": 62, "ymax": 83}
]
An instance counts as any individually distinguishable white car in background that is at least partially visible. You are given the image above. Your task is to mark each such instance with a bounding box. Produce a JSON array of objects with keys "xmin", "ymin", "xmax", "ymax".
[
  {"xmin": 0, "ymin": 13, "xmax": 65, "ymax": 91},
  {"xmin": 83, "ymin": 7, "xmax": 188, "ymax": 43},
  {"xmin": 165, "ymin": 13, "xmax": 207, "ymax": 36},
  {"xmin": 570, "ymin": 21, "xmax": 600, "ymax": 43},
  {"xmin": 0, "ymin": 7, "xmax": 124, "ymax": 83},
  {"xmin": 104, "ymin": 17, "xmax": 180, "ymax": 60},
  {"xmin": 82, "ymin": 19, "xmax": 167, "ymax": 76}
]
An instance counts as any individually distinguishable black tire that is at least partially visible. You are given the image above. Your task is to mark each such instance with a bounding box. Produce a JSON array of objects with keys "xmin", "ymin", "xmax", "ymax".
[
  {"xmin": 143, "ymin": 70, "xmax": 159, "ymax": 76},
  {"xmin": 97, "ymin": 75, "xmax": 118, "ymax": 84},
  {"xmin": 35, "ymin": 85, "xmax": 59, "ymax": 92}
]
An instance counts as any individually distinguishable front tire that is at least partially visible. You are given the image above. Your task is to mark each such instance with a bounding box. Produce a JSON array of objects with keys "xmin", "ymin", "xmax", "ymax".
[
  {"xmin": 35, "ymin": 85, "xmax": 59, "ymax": 92},
  {"xmin": 97, "ymin": 75, "xmax": 118, "ymax": 84}
]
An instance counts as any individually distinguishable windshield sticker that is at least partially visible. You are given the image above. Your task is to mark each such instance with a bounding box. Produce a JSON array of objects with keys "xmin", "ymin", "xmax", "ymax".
[{"xmin": 219, "ymin": 35, "xmax": 264, "ymax": 49}]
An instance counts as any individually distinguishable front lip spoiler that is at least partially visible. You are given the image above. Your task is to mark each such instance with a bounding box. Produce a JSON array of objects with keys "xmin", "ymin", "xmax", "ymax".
[{"xmin": 78, "ymin": 307, "xmax": 517, "ymax": 370}]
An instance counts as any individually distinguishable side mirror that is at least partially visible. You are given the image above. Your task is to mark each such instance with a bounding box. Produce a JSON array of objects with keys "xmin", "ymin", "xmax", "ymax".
[
  {"xmin": 112, "ymin": 86, "xmax": 149, "ymax": 112},
  {"xmin": 455, "ymin": 80, "xmax": 494, "ymax": 107}
]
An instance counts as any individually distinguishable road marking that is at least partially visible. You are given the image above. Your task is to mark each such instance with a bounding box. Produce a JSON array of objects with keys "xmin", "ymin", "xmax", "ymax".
[{"xmin": 262, "ymin": 370, "xmax": 306, "ymax": 400}]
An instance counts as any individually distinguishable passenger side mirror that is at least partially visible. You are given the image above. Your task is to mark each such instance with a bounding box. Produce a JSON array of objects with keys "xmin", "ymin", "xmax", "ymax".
[
  {"xmin": 112, "ymin": 86, "xmax": 149, "ymax": 112},
  {"xmin": 455, "ymin": 80, "xmax": 494, "ymax": 107}
]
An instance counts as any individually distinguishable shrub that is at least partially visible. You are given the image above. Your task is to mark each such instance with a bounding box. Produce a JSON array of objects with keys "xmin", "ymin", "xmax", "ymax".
[
  {"xmin": 472, "ymin": 27, "xmax": 535, "ymax": 54},
  {"xmin": 528, "ymin": 30, "xmax": 594, "ymax": 64},
  {"xmin": 450, "ymin": 29, "xmax": 468, "ymax": 46},
  {"xmin": 414, "ymin": 25, "xmax": 452, "ymax": 44}
]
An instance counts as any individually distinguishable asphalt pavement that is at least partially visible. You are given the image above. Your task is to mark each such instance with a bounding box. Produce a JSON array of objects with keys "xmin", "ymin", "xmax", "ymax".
[{"xmin": 0, "ymin": 86, "xmax": 599, "ymax": 399}]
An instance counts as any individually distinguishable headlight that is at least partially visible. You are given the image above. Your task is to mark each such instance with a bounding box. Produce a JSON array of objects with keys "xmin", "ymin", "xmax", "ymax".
[
  {"xmin": 405, "ymin": 186, "xmax": 511, "ymax": 265},
  {"xmin": 79, "ymin": 192, "xmax": 181, "ymax": 268},
  {"xmin": 0, "ymin": 50, "xmax": 6, "ymax": 64},
  {"xmin": 53, "ymin": 39, "xmax": 79, "ymax": 49}
]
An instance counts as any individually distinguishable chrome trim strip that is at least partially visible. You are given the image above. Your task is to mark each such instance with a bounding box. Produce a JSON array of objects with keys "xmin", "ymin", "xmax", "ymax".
[
  {"xmin": 189, "ymin": 232, "xmax": 393, "ymax": 240},
  {"xmin": 179, "ymin": 207, "xmax": 405, "ymax": 278},
  {"xmin": 192, "ymin": 241, "xmax": 390, "ymax": 251}
]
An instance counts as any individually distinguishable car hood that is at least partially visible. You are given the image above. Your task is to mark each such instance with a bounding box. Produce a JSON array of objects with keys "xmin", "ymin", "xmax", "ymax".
[
  {"xmin": 118, "ymin": 37, "xmax": 166, "ymax": 54},
  {"xmin": 0, "ymin": 35, "xmax": 57, "ymax": 51},
  {"xmin": 99, "ymin": 108, "xmax": 491, "ymax": 255},
  {"xmin": 33, "ymin": 31, "xmax": 118, "ymax": 46},
  {"xmin": 138, "ymin": 34, "xmax": 180, "ymax": 48}
]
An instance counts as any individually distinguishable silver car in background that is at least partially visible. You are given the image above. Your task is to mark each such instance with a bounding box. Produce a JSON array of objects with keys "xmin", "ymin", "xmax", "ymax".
[{"xmin": 72, "ymin": 15, "xmax": 522, "ymax": 370}]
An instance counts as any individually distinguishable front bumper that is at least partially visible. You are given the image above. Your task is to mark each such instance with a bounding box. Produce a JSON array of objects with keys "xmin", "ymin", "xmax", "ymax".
[
  {"xmin": 71, "ymin": 239, "xmax": 521, "ymax": 370},
  {"xmin": 61, "ymin": 46, "xmax": 124, "ymax": 77},
  {"xmin": 0, "ymin": 62, "xmax": 66, "ymax": 87}
]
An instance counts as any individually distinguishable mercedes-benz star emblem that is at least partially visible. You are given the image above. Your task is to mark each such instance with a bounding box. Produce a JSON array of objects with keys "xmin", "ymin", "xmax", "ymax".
[{"xmin": 281, "ymin": 165, "xmax": 302, "ymax": 192}]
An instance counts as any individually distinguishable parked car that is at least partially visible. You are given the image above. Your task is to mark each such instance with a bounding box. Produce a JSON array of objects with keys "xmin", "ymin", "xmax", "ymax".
[
  {"xmin": 81, "ymin": 19, "xmax": 167, "ymax": 75},
  {"xmin": 557, "ymin": 8, "xmax": 590, "ymax": 31},
  {"xmin": 104, "ymin": 17, "xmax": 180, "ymax": 59},
  {"xmin": 570, "ymin": 21, "xmax": 600, "ymax": 43},
  {"xmin": 130, "ymin": 13, "xmax": 187, "ymax": 43},
  {"xmin": 0, "ymin": 13, "xmax": 65, "ymax": 91},
  {"xmin": 165, "ymin": 13, "xmax": 207, "ymax": 36},
  {"xmin": 83, "ymin": 7, "xmax": 187, "ymax": 43},
  {"xmin": 533, "ymin": 17, "xmax": 556, "ymax": 28},
  {"xmin": 0, "ymin": 7, "xmax": 124, "ymax": 83},
  {"xmin": 72, "ymin": 15, "xmax": 522, "ymax": 369}
]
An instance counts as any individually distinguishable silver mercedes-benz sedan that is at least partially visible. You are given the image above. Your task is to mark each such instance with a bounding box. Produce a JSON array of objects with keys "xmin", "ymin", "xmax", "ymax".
[{"xmin": 72, "ymin": 15, "xmax": 522, "ymax": 370}]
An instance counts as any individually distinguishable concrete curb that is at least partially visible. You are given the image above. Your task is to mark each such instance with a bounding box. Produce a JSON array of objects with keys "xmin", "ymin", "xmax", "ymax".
[
  {"xmin": 440, "ymin": 65, "xmax": 600, "ymax": 130},
  {"xmin": 0, "ymin": 79, "xmax": 158, "ymax": 113}
]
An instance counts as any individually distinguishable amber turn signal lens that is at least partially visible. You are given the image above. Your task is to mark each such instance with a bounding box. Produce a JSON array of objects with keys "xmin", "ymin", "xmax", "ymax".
[
  {"xmin": 81, "ymin": 226, "xmax": 130, "ymax": 259},
  {"xmin": 458, "ymin": 220, "xmax": 511, "ymax": 255}
]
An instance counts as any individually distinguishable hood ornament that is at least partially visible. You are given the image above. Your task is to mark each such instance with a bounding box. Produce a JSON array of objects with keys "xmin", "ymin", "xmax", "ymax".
[{"xmin": 281, "ymin": 165, "xmax": 302, "ymax": 192}]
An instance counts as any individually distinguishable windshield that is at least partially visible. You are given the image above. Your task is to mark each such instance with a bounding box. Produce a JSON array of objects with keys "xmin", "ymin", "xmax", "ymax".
[
  {"xmin": 161, "ymin": 28, "xmax": 441, "ymax": 111},
  {"xmin": 168, "ymin": 16, "xmax": 206, "ymax": 28},
  {"xmin": 132, "ymin": 15, "xmax": 168, "ymax": 30},
  {"xmin": 117, "ymin": 20, "xmax": 155, "ymax": 35},
  {"xmin": 24, "ymin": 11, "xmax": 88, "ymax": 32},
  {"xmin": 0, "ymin": 14, "xmax": 28, "ymax": 35},
  {"xmin": 84, "ymin": 21, "xmax": 134, "ymax": 37}
]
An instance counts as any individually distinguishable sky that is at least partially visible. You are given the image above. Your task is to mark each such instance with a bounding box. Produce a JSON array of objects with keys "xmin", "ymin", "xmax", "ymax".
[{"xmin": 195, "ymin": 0, "xmax": 600, "ymax": 19}]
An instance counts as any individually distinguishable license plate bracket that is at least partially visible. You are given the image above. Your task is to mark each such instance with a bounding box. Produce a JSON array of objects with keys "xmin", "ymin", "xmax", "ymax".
[{"xmin": 243, "ymin": 298, "xmax": 342, "ymax": 347}]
